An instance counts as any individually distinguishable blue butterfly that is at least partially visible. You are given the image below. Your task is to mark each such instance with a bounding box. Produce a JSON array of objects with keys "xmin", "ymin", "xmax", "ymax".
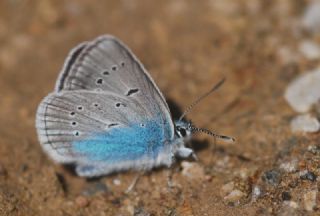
[{"xmin": 36, "ymin": 35, "xmax": 234, "ymax": 177}]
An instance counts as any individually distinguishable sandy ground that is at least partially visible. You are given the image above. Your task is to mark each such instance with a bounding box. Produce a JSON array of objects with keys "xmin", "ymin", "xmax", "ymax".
[{"xmin": 1, "ymin": 0, "xmax": 320, "ymax": 215}]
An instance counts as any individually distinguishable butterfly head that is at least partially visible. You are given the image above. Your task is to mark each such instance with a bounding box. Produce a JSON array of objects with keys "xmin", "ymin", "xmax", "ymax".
[{"xmin": 174, "ymin": 120, "xmax": 193, "ymax": 140}]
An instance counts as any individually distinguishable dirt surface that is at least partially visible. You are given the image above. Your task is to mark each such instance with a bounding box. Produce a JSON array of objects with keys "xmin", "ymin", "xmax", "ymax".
[{"xmin": 1, "ymin": 0, "xmax": 320, "ymax": 215}]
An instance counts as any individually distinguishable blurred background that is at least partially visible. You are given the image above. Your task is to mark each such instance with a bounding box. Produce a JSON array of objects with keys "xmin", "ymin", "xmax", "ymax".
[{"xmin": 1, "ymin": 0, "xmax": 320, "ymax": 215}]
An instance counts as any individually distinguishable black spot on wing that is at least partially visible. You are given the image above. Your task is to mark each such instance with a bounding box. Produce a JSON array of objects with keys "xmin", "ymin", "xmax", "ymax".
[
  {"xmin": 108, "ymin": 123, "xmax": 119, "ymax": 128},
  {"xmin": 96, "ymin": 78, "xmax": 103, "ymax": 84},
  {"xmin": 115, "ymin": 102, "xmax": 126, "ymax": 108},
  {"xmin": 126, "ymin": 88, "xmax": 139, "ymax": 96},
  {"xmin": 102, "ymin": 70, "xmax": 109, "ymax": 75},
  {"xmin": 112, "ymin": 65, "xmax": 117, "ymax": 71}
]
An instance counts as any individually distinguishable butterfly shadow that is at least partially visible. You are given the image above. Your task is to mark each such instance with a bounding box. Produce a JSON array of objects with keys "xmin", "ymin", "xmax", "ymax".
[
  {"xmin": 60, "ymin": 164, "xmax": 100, "ymax": 181},
  {"xmin": 166, "ymin": 98, "xmax": 183, "ymax": 120},
  {"xmin": 62, "ymin": 164, "xmax": 116, "ymax": 181}
]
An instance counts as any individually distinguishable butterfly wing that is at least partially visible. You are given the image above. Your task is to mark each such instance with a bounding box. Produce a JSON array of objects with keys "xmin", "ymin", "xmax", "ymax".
[{"xmin": 36, "ymin": 90, "xmax": 173, "ymax": 176}]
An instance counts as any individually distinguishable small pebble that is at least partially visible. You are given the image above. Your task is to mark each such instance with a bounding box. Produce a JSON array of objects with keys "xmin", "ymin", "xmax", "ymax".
[
  {"xmin": 262, "ymin": 170, "xmax": 281, "ymax": 186},
  {"xmin": 307, "ymin": 145, "xmax": 320, "ymax": 154},
  {"xmin": 300, "ymin": 171, "xmax": 317, "ymax": 182},
  {"xmin": 252, "ymin": 186, "xmax": 262, "ymax": 201},
  {"xmin": 123, "ymin": 198, "xmax": 134, "ymax": 215},
  {"xmin": 181, "ymin": 161, "xmax": 205, "ymax": 180},
  {"xmin": 223, "ymin": 189, "xmax": 246, "ymax": 204},
  {"xmin": 82, "ymin": 182, "xmax": 108, "ymax": 196},
  {"xmin": 281, "ymin": 192, "xmax": 291, "ymax": 201},
  {"xmin": 279, "ymin": 160, "xmax": 298, "ymax": 173},
  {"xmin": 221, "ymin": 182, "xmax": 235, "ymax": 197},
  {"xmin": 221, "ymin": 181, "xmax": 249, "ymax": 205},
  {"xmin": 134, "ymin": 206, "xmax": 151, "ymax": 216},
  {"xmin": 290, "ymin": 114, "xmax": 320, "ymax": 133},
  {"xmin": 75, "ymin": 196, "xmax": 89, "ymax": 208},
  {"xmin": 215, "ymin": 156, "xmax": 231, "ymax": 169},
  {"xmin": 277, "ymin": 46, "xmax": 299, "ymax": 64},
  {"xmin": 205, "ymin": 175, "xmax": 213, "ymax": 182},
  {"xmin": 283, "ymin": 201, "xmax": 299, "ymax": 209},
  {"xmin": 284, "ymin": 68, "xmax": 320, "ymax": 112},
  {"xmin": 303, "ymin": 190, "xmax": 317, "ymax": 211},
  {"xmin": 236, "ymin": 167, "xmax": 257, "ymax": 180},
  {"xmin": 113, "ymin": 178, "xmax": 121, "ymax": 186},
  {"xmin": 279, "ymin": 203, "xmax": 298, "ymax": 216},
  {"xmin": 302, "ymin": 1, "xmax": 320, "ymax": 33},
  {"xmin": 299, "ymin": 40, "xmax": 320, "ymax": 60}
]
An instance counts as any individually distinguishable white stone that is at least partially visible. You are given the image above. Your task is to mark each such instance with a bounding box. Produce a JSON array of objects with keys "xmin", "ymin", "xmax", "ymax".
[
  {"xmin": 113, "ymin": 178, "xmax": 121, "ymax": 186},
  {"xmin": 299, "ymin": 40, "xmax": 320, "ymax": 60},
  {"xmin": 284, "ymin": 201, "xmax": 299, "ymax": 209},
  {"xmin": 252, "ymin": 186, "xmax": 262, "ymax": 201},
  {"xmin": 279, "ymin": 160, "xmax": 298, "ymax": 173},
  {"xmin": 277, "ymin": 46, "xmax": 299, "ymax": 64},
  {"xmin": 290, "ymin": 114, "xmax": 320, "ymax": 133},
  {"xmin": 181, "ymin": 161, "xmax": 205, "ymax": 179},
  {"xmin": 223, "ymin": 189, "xmax": 246, "ymax": 203},
  {"xmin": 302, "ymin": 1, "xmax": 320, "ymax": 33},
  {"xmin": 221, "ymin": 182, "xmax": 235, "ymax": 197},
  {"xmin": 285, "ymin": 68, "xmax": 320, "ymax": 112}
]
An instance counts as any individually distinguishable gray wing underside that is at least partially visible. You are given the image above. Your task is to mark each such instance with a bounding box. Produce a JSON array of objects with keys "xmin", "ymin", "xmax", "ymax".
[
  {"xmin": 54, "ymin": 35, "xmax": 172, "ymax": 123},
  {"xmin": 36, "ymin": 90, "xmax": 149, "ymax": 163}
]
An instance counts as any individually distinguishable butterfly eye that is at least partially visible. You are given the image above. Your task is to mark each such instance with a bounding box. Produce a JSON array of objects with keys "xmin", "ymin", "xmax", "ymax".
[
  {"xmin": 176, "ymin": 127, "xmax": 187, "ymax": 138},
  {"xmin": 179, "ymin": 128, "xmax": 187, "ymax": 137}
]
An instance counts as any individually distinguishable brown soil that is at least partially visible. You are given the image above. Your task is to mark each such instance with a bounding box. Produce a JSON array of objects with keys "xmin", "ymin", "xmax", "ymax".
[{"xmin": 0, "ymin": 0, "xmax": 319, "ymax": 215}]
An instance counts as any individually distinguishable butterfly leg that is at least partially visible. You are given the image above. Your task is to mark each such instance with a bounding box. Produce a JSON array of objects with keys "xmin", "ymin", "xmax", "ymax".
[
  {"xmin": 125, "ymin": 172, "xmax": 145, "ymax": 194},
  {"xmin": 166, "ymin": 169, "xmax": 174, "ymax": 188},
  {"xmin": 210, "ymin": 136, "xmax": 217, "ymax": 164}
]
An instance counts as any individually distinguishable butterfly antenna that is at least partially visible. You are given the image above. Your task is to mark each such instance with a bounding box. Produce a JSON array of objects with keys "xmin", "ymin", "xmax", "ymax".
[
  {"xmin": 179, "ymin": 78, "xmax": 226, "ymax": 121},
  {"xmin": 189, "ymin": 125, "xmax": 235, "ymax": 143}
]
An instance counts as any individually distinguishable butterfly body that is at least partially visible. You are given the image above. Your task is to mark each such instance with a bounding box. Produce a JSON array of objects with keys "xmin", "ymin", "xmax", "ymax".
[{"xmin": 36, "ymin": 35, "xmax": 194, "ymax": 177}]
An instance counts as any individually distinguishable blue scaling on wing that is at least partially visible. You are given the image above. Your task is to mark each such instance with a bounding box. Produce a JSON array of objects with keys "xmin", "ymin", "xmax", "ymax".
[{"xmin": 72, "ymin": 119, "xmax": 167, "ymax": 163}]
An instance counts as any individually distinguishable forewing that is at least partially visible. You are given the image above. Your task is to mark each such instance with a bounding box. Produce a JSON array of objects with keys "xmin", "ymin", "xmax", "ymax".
[{"xmin": 54, "ymin": 35, "xmax": 174, "ymax": 139}]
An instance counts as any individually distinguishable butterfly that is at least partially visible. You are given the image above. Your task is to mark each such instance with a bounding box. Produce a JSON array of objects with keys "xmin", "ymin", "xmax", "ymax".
[{"xmin": 36, "ymin": 35, "xmax": 234, "ymax": 177}]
